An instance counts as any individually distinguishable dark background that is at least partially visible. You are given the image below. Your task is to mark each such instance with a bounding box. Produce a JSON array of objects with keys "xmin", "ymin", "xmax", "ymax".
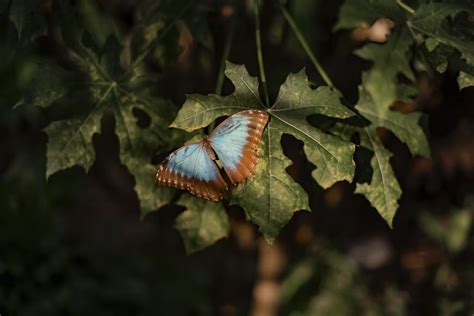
[{"xmin": 0, "ymin": 0, "xmax": 473, "ymax": 315}]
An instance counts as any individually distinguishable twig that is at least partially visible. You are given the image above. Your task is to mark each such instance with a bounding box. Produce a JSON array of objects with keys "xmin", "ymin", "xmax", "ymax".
[
  {"xmin": 396, "ymin": 0, "xmax": 416, "ymax": 15},
  {"xmin": 254, "ymin": 0, "xmax": 270, "ymax": 107},
  {"xmin": 278, "ymin": 2, "xmax": 335, "ymax": 89}
]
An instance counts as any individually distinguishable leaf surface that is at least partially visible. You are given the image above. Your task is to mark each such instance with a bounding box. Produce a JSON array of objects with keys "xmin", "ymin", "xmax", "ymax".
[
  {"xmin": 354, "ymin": 28, "xmax": 415, "ymax": 113},
  {"xmin": 355, "ymin": 85, "xmax": 430, "ymax": 158},
  {"xmin": 175, "ymin": 194, "xmax": 230, "ymax": 254},
  {"xmin": 172, "ymin": 62, "xmax": 357, "ymax": 239},
  {"xmin": 33, "ymin": 29, "xmax": 188, "ymax": 214},
  {"xmin": 409, "ymin": 2, "xmax": 474, "ymax": 64}
]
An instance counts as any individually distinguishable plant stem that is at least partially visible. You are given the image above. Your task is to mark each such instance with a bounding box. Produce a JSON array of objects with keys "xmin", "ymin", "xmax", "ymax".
[
  {"xmin": 254, "ymin": 0, "xmax": 270, "ymax": 107},
  {"xmin": 396, "ymin": 0, "xmax": 416, "ymax": 15},
  {"xmin": 278, "ymin": 3, "xmax": 335, "ymax": 89},
  {"xmin": 215, "ymin": 17, "xmax": 236, "ymax": 95}
]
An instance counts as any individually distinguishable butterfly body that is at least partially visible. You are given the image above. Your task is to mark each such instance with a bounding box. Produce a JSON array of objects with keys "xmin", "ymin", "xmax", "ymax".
[{"xmin": 156, "ymin": 110, "xmax": 269, "ymax": 201}]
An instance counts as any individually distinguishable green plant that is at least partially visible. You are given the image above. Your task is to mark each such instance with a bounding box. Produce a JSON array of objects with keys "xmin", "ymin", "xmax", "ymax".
[{"xmin": 5, "ymin": 0, "xmax": 473, "ymax": 253}]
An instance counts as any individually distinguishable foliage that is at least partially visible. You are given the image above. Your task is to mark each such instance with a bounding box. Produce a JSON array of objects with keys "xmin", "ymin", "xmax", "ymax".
[
  {"xmin": 280, "ymin": 248, "xmax": 408, "ymax": 316},
  {"xmin": 175, "ymin": 194, "xmax": 230, "ymax": 254},
  {"xmin": 2, "ymin": 0, "xmax": 472, "ymax": 253},
  {"xmin": 331, "ymin": 0, "xmax": 474, "ymax": 228},
  {"xmin": 281, "ymin": 200, "xmax": 474, "ymax": 316},
  {"xmin": 173, "ymin": 63, "xmax": 354, "ymax": 242},
  {"xmin": 1, "ymin": 0, "xmax": 474, "ymax": 315}
]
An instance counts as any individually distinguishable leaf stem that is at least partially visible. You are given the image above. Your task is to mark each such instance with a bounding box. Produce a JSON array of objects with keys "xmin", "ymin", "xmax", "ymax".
[
  {"xmin": 396, "ymin": 0, "xmax": 416, "ymax": 15},
  {"xmin": 278, "ymin": 3, "xmax": 335, "ymax": 89},
  {"xmin": 215, "ymin": 17, "xmax": 236, "ymax": 95},
  {"xmin": 254, "ymin": 0, "xmax": 270, "ymax": 107}
]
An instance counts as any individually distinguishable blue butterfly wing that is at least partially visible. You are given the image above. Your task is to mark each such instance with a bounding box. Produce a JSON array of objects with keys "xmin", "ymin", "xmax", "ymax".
[
  {"xmin": 209, "ymin": 110, "xmax": 269, "ymax": 184},
  {"xmin": 156, "ymin": 142, "xmax": 228, "ymax": 200}
]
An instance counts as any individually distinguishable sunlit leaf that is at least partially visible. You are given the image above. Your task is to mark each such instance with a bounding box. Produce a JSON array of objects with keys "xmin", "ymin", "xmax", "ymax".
[
  {"xmin": 172, "ymin": 62, "xmax": 356, "ymax": 240},
  {"xmin": 231, "ymin": 128, "xmax": 309, "ymax": 242},
  {"xmin": 458, "ymin": 71, "xmax": 474, "ymax": 90}
]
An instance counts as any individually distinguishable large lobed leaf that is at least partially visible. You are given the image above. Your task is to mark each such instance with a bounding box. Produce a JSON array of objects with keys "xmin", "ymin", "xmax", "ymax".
[
  {"xmin": 172, "ymin": 62, "xmax": 356, "ymax": 241},
  {"xmin": 23, "ymin": 0, "xmax": 225, "ymax": 254},
  {"xmin": 30, "ymin": 0, "xmax": 214, "ymax": 217},
  {"xmin": 270, "ymin": 71, "xmax": 355, "ymax": 189},
  {"xmin": 44, "ymin": 82, "xmax": 185, "ymax": 214},
  {"xmin": 333, "ymin": 83, "xmax": 430, "ymax": 226},
  {"xmin": 231, "ymin": 127, "xmax": 308, "ymax": 242},
  {"xmin": 35, "ymin": 30, "xmax": 188, "ymax": 214}
]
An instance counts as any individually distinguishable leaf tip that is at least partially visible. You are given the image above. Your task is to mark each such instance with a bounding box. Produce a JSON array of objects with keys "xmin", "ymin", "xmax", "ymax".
[
  {"xmin": 264, "ymin": 235, "xmax": 275, "ymax": 245},
  {"xmin": 387, "ymin": 219, "xmax": 394, "ymax": 229}
]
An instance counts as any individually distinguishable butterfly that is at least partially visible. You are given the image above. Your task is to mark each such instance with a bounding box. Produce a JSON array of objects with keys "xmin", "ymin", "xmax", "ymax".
[{"xmin": 155, "ymin": 110, "xmax": 269, "ymax": 201}]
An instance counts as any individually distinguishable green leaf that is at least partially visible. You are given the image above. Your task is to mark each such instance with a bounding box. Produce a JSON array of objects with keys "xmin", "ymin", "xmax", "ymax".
[
  {"xmin": 37, "ymin": 28, "xmax": 188, "ymax": 214},
  {"xmin": 409, "ymin": 2, "xmax": 474, "ymax": 64},
  {"xmin": 339, "ymin": 0, "xmax": 474, "ymax": 99},
  {"xmin": 231, "ymin": 128, "xmax": 309, "ymax": 242},
  {"xmin": 170, "ymin": 62, "xmax": 262, "ymax": 131},
  {"xmin": 131, "ymin": 0, "xmax": 214, "ymax": 68},
  {"xmin": 355, "ymin": 28, "xmax": 415, "ymax": 113},
  {"xmin": 270, "ymin": 70, "xmax": 356, "ymax": 188},
  {"xmin": 175, "ymin": 194, "xmax": 230, "ymax": 254},
  {"xmin": 172, "ymin": 62, "xmax": 356, "ymax": 240},
  {"xmin": 22, "ymin": 63, "xmax": 75, "ymax": 108},
  {"xmin": 420, "ymin": 42, "xmax": 456, "ymax": 74},
  {"xmin": 46, "ymin": 83, "xmax": 116, "ymax": 177},
  {"xmin": 9, "ymin": 0, "xmax": 25, "ymax": 38},
  {"xmin": 335, "ymin": 0, "xmax": 403, "ymax": 30},
  {"xmin": 355, "ymin": 126, "xmax": 401, "ymax": 227},
  {"xmin": 280, "ymin": 259, "xmax": 314, "ymax": 305},
  {"xmin": 78, "ymin": 0, "xmax": 115, "ymax": 47},
  {"xmin": 113, "ymin": 91, "xmax": 188, "ymax": 214},
  {"xmin": 425, "ymin": 38, "xmax": 440, "ymax": 52},
  {"xmin": 419, "ymin": 208, "xmax": 472, "ymax": 253},
  {"xmin": 355, "ymin": 85, "xmax": 430, "ymax": 158},
  {"xmin": 332, "ymin": 82, "xmax": 430, "ymax": 227},
  {"xmin": 333, "ymin": 120, "xmax": 401, "ymax": 227},
  {"xmin": 458, "ymin": 71, "xmax": 474, "ymax": 90},
  {"xmin": 45, "ymin": 84, "xmax": 187, "ymax": 214}
]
